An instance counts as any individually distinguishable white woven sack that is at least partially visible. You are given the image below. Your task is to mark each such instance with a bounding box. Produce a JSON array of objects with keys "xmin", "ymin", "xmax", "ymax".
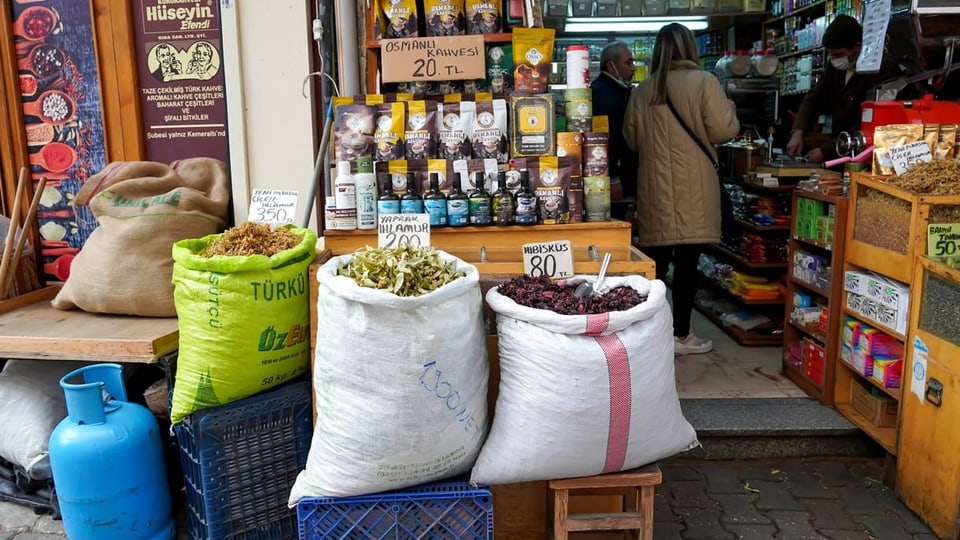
[
  {"xmin": 470, "ymin": 275, "xmax": 698, "ymax": 485},
  {"xmin": 289, "ymin": 250, "xmax": 489, "ymax": 502}
]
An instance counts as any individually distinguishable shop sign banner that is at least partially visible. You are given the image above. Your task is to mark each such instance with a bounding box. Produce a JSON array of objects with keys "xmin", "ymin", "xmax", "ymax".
[
  {"xmin": 132, "ymin": 0, "xmax": 229, "ymax": 164},
  {"xmin": 381, "ymin": 35, "xmax": 485, "ymax": 83},
  {"xmin": 12, "ymin": 0, "xmax": 108, "ymax": 280}
]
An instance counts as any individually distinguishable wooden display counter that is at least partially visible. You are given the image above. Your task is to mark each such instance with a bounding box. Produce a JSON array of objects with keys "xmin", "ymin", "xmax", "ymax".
[
  {"xmin": 310, "ymin": 223, "xmax": 656, "ymax": 539},
  {"xmin": 0, "ymin": 286, "xmax": 178, "ymax": 363}
]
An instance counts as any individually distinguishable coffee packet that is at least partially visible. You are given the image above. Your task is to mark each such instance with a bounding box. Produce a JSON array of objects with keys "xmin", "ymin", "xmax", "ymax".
[
  {"xmin": 453, "ymin": 158, "xmax": 499, "ymax": 192},
  {"xmin": 377, "ymin": 0, "xmax": 418, "ymax": 38},
  {"xmin": 333, "ymin": 101, "xmax": 376, "ymax": 163},
  {"xmin": 872, "ymin": 124, "xmax": 923, "ymax": 175},
  {"xmin": 936, "ymin": 124, "xmax": 956, "ymax": 160},
  {"xmin": 512, "ymin": 27, "xmax": 555, "ymax": 94},
  {"xmin": 424, "ymin": 0, "xmax": 465, "ymax": 36},
  {"xmin": 374, "ymin": 102, "xmax": 406, "ymax": 162},
  {"xmin": 425, "ymin": 158, "xmax": 456, "ymax": 191},
  {"xmin": 510, "ymin": 94, "xmax": 556, "ymax": 157},
  {"xmin": 466, "ymin": 0, "xmax": 502, "ymax": 34},
  {"xmin": 471, "ymin": 99, "xmax": 509, "ymax": 163},
  {"xmin": 404, "ymin": 100, "xmax": 439, "ymax": 160},
  {"xmin": 486, "ymin": 44, "xmax": 513, "ymax": 94},
  {"xmin": 437, "ymin": 101, "xmax": 475, "ymax": 160}
]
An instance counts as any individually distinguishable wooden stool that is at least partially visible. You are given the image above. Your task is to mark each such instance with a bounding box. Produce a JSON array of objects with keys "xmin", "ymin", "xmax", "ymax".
[{"xmin": 549, "ymin": 464, "xmax": 662, "ymax": 540}]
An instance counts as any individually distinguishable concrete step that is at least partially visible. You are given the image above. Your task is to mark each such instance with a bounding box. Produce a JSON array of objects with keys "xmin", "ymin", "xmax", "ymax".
[{"xmin": 678, "ymin": 398, "xmax": 884, "ymax": 460}]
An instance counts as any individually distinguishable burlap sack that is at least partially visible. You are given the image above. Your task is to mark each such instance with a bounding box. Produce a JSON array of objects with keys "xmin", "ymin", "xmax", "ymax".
[{"xmin": 52, "ymin": 158, "xmax": 230, "ymax": 316}]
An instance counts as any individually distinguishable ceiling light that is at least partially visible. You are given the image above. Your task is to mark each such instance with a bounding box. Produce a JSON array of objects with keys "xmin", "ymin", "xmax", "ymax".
[{"xmin": 564, "ymin": 16, "xmax": 709, "ymax": 33}]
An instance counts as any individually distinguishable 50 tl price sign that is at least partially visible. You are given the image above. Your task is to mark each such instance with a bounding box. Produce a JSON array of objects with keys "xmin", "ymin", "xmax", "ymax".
[
  {"xmin": 927, "ymin": 224, "xmax": 960, "ymax": 257},
  {"xmin": 522, "ymin": 240, "xmax": 574, "ymax": 279}
]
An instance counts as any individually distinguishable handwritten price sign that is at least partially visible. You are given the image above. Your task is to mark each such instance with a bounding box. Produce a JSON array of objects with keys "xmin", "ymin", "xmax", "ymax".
[
  {"xmin": 248, "ymin": 189, "xmax": 298, "ymax": 224},
  {"xmin": 378, "ymin": 214, "xmax": 430, "ymax": 249},
  {"xmin": 889, "ymin": 141, "xmax": 933, "ymax": 176},
  {"xmin": 380, "ymin": 35, "xmax": 484, "ymax": 82},
  {"xmin": 522, "ymin": 240, "xmax": 574, "ymax": 279}
]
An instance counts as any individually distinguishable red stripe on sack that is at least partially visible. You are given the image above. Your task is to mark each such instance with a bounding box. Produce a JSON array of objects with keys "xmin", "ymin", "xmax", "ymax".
[
  {"xmin": 597, "ymin": 333, "xmax": 631, "ymax": 473},
  {"xmin": 585, "ymin": 312, "xmax": 610, "ymax": 336}
]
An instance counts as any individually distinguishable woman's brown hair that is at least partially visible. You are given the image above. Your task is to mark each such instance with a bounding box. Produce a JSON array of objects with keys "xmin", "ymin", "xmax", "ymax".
[{"xmin": 649, "ymin": 23, "xmax": 701, "ymax": 105}]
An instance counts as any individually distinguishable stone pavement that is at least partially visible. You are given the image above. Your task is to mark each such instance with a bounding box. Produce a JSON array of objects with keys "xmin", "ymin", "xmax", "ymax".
[{"xmin": 0, "ymin": 457, "xmax": 936, "ymax": 539}]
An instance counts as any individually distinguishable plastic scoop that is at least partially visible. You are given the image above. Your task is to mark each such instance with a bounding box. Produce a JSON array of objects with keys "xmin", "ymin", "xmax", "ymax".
[{"xmin": 575, "ymin": 252, "xmax": 612, "ymax": 297}]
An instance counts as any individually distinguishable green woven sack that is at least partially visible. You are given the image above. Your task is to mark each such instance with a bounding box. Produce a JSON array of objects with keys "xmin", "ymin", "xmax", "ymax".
[{"xmin": 169, "ymin": 225, "xmax": 318, "ymax": 424}]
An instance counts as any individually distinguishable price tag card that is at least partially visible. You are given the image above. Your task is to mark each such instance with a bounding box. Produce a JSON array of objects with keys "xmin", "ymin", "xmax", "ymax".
[
  {"xmin": 522, "ymin": 240, "xmax": 574, "ymax": 279},
  {"xmin": 381, "ymin": 35, "xmax": 484, "ymax": 83},
  {"xmin": 889, "ymin": 141, "xmax": 933, "ymax": 176},
  {"xmin": 378, "ymin": 214, "xmax": 430, "ymax": 249},
  {"xmin": 927, "ymin": 223, "xmax": 960, "ymax": 258},
  {"xmin": 248, "ymin": 189, "xmax": 298, "ymax": 224}
]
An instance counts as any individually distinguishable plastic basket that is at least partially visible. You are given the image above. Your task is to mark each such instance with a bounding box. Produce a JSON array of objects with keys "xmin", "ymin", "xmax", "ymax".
[
  {"xmin": 296, "ymin": 478, "xmax": 494, "ymax": 540},
  {"xmin": 173, "ymin": 380, "xmax": 313, "ymax": 540}
]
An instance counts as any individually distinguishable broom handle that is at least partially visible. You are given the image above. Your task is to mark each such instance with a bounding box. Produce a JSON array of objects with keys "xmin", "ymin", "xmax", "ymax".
[
  {"xmin": 2, "ymin": 176, "xmax": 47, "ymax": 297},
  {"xmin": 0, "ymin": 168, "xmax": 29, "ymax": 298}
]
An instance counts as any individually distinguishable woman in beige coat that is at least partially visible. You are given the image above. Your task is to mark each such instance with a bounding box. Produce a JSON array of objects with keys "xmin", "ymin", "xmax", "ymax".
[{"xmin": 624, "ymin": 23, "xmax": 739, "ymax": 355}]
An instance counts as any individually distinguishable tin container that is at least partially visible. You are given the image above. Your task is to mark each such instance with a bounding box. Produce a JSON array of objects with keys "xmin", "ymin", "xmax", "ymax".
[{"xmin": 510, "ymin": 94, "xmax": 556, "ymax": 157}]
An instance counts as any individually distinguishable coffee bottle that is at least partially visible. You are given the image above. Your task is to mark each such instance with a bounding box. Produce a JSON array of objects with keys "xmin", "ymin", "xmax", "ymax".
[
  {"xmin": 467, "ymin": 171, "xmax": 492, "ymax": 226},
  {"xmin": 491, "ymin": 171, "xmax": 515, "ymax": 226},
  {"xmin": 514, "ymin": 169, "xmax": 538, "ymax": 225},
  {"xmin": 423, "ymin": 172, "xmax": 447, "ymax": 226},
  {"xmin": 400, "ymin": 172, "xmax": 424, "ymax": 214},
  {"xmin": 446, "ymin": 172, "xmax": 469, "ymax": 227}
]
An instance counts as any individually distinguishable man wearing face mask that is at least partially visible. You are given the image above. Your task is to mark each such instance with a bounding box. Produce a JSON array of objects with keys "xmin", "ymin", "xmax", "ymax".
[
  {"xmin": 786, "ymin": 15, "xmax": 902, "ymax": 163},
  {"xmin": 592, "ymin": 41, "xmax": 639, "ymax": 215}
]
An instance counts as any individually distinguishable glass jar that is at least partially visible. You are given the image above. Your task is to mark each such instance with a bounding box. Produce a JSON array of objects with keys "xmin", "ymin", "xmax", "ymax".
[
  {"xmin": 728, "ymin": 50, "xmax": 752, "ymax": 77},
  {"xmin": 753, "ymin": 49, "xmax": 779, "ymax": 77}
]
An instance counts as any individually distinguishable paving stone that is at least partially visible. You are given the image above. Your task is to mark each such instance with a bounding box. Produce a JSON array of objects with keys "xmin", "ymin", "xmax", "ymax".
[
  {"xmin": 653, "ymin": 521, "xmax": 685, "ymax": 540},
  {"xmin": 858, "ymin": 516, "xmax": 913, "ymax": 540},
  {"xmin": 785, "ymin": 472, "xmax": 837, "ymax": 500},
  {"xmin": 8, "ymin": 535, "xmax": 66, "ymax": 540},
  {"xmin": 750, "ymin": 480, "xmax": 804, "ymax": 511},
  {"xmin": 703, "ymin": 468, "xmax": 749, "ymax": 495},
  {"xmin": 818, "ymin": 529, "xmax": 870, "ymax": 540},
  {"xmin": 874, "ymin": 492, "xmax": 930, "ymax": 533},
  {"xmin": 833, "ymin": 486, "xmax": 888, "ymax": 517},
  {"xmin": 912, "ymin": 535, "xmax": 939, "ymax": 540},
  {"xmin": 725, "ymin": 523, "xmax": 780, "ymax": 539},
  {"xmin": 714, "ymin": 494, "xmax": 771, "ymax": 525},
  {"xmin": 766, "ymin": 510, "xmax": 827, "ymax": 539},
  {"xmin": 740, "ymin": 467, "xmax": 784, "ymax": 482},
  {"xmin": 674, "ymin": 506, "xmax": 734, "ymax": 540},
  {"xmin": 813, "ymin": 462, "xmax": 860, "ymax": 488},
  {"xmin": 801, "ymin": 498, "xmax": 863, "ymax": 531},
  {"xmin": 0, "ymin": 533, "xmax": 16, "ymax": 540},
  {"xmin": 655, "ymin": 489, "xmax": 679, "ymax": 523},
  {"xmin": 847, "ymin": 461, "xmax": 885, "ymax": 484},
  {"xmin": 668, "ymin": 481, "xmax": 719, "ymax": 509},
  {"xmin": 662, "ymin": 466, "xmax": 703, "ymax": 482}
]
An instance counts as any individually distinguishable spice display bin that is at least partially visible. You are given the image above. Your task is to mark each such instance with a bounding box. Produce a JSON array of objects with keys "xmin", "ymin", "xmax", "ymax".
[
  {"xmin": 897, "ymin": 257, "xmax": 960, "ymax": 539},
  {"xmin": 846, "ymin": 173, "xmax": 960, "ymax": 284},
  {"xmin": 173, "ymin": 380, "xmax": 313, "ymax": 540},
  {"xmin": 296, "ymin": 478, "xmax": 493, "ymax": 540}
]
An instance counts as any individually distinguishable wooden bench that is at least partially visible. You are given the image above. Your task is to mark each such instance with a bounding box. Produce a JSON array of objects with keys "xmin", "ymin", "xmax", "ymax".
[{"xmin": 548, "ymin": 464, "xmax": 662, "ymax": 540}]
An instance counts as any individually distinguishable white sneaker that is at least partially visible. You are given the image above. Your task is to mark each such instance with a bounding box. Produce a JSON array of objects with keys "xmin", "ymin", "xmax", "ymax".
[{"xmin": 674, "ymin": 332, "xmax": 713, "ymax": 356}]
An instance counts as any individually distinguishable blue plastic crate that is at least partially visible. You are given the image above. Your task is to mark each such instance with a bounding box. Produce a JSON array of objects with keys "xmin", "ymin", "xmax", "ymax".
[
  {"xmin": 173, "ymin": 380, "xmax": 313, "ymax": 540},
  {"xmin": 296, "ymin": 478, "xmax": 494, "ymax": 540}
]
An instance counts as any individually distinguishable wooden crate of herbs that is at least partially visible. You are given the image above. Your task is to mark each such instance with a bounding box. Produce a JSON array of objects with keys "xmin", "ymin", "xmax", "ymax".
[{"xmin": 846, "ymin": 173, "xmax": 960, "ymax": 284}]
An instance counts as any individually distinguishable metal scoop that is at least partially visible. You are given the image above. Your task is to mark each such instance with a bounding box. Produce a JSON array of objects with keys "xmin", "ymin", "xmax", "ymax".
[{"xmin": 575, "ymin": 252, "xmax": 612, "ymax": 297}]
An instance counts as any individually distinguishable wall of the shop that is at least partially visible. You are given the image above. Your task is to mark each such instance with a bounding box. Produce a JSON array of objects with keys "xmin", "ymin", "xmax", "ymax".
[{"xmin": 224, "ymin": 1, "xmax": 319, "ymax": 228}]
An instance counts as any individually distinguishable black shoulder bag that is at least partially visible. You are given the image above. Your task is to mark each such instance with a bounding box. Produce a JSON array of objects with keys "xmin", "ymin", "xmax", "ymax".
[{"xmin": 665, "ymin": 97, "xmax": 733, "ymax": 230}]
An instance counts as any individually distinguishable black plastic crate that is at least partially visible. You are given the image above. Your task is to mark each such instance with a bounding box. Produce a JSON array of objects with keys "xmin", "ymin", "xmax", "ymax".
[{"xmin": 173, "ymin": 380, "xmax": 312, "ymax": 540}]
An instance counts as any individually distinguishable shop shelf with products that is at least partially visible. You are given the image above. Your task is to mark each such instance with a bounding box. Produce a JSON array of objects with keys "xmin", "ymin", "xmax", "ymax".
[
  {"xmin": 782, "ymin": 189, "xmax": 848, "ymax": 404},
  {"xmin": 897, "ymin": 256, "xmax": 960, "ymax": 540},
  {"xmin": 688, "ymin": 177, "xmax": 794, "ymax": 347}
]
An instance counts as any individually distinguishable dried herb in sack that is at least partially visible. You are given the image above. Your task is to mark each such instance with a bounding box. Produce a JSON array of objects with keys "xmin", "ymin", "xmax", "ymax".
[
  {"xmin": 497, "ymin": 274, "xmax": 647, "ymax": 315},
  {"xmin": 338, "ymin": 246, "xmax": 465, "ymax": 297},
  {"xmin": 201, "ymin": 222, "xmax": 303, "ymax": 257}
]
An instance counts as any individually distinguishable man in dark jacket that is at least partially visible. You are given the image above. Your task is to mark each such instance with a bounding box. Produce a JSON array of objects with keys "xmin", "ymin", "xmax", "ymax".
[
  {"xmin": 592, "ymin": 41, "xmax": 639, "ymax": 212},
  {"xmin": 786, "ymin": 15, "xmax": 903, "ymax": 163}
]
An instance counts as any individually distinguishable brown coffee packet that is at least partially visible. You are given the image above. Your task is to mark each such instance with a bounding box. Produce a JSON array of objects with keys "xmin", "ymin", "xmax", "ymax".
[
  {"xmin": 374, "ymin": 102, "xmax": 406, "ymax": 162},
  {"xmin": 512, "ymin": 27, "xmax": 554, "ymax": 94},
  {"xmin": 472, "ymin": 99, "xmax": 509, "ymax": 163},
  {"xmin": 378, "ymin": 0, "xmax": 418, "ymax": 38},
  {"xmin": 424, "ymin": 0, "xmax": 465, "ymax": 36},
  {"xmin": 466, "ymin": 0, "xmax": 501, "ymax": 34},
  {"xmin": 405, "ymin": 100, "xmax": 438, "ymax": 160},
  {"xmin": 438, "ymin": 101, "xmax": 475, "ymax": 160},
  {"xmin": 333, "ymin": 101, "xmax": 376, "ymax": 163}
]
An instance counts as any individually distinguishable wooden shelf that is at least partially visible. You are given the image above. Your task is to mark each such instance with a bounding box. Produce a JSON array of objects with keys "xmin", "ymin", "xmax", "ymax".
[
  {"xmin": 792, "ymin": 234, "xmax": 833, "ymax": 251},
  {"xmin": 700, "ymin": 271, "xmax": 784, "ymax": 305},
  {"xmin": 364, "ymin": 32, "xmax": 512, "ymax": 49},
  {"xmin": 778, "ymin": 46, "xmax": 823, "ymax": 61},
  {"xmin": 736, "ymin": 179, "xmax": 797, "ymax": 193},
  {"xmin": 835, "ymin": 403, "xmax": 898, "ymax": 455},
  {"xmin": 708, "ymin": 243, "xmax": 787, "ymax": 270},
  {"xmin": 836, "ymin": 358, "xmax": 902, "ymax": 401},
  {"xmin": 765, "ymin": 1, "xmax": 826, "ymax": 25},
  {"xmin": 734, "ymin": 218, "xmax": 790, "ymax": 232},
  {"xmin": 789, "ymin": 274, "xmax": 830, "ymax": 298},
  {"xmin": 788, "ymin": 318, "xmax": 827, "ymax": 344},
  {"xmin": 782, "ymin": 352, "xmax": 825, "ymax": 393},
  {"xmin": 841, "ymin": 306, "xmax": 906, "ymax": 342},
  {"xmin": 692, "ymin": 298, "xmax": 783, "ymax": 347}
]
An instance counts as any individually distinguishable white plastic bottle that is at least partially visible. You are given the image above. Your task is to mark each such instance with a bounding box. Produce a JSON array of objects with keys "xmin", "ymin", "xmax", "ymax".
[
  {"xmin": 354, "ymin": 156, "xmax": 377, "ymax": 230},
  {"xmin": 334, "ymin": 160, "xmax": 357, "ymax": 230}
]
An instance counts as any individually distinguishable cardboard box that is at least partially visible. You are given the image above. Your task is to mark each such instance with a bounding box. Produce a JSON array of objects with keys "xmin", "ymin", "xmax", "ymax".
[
  {"xmin": 842, "ymin": 316, "xmax": 862, "ymax": 346},
  {"xmin": 850, "ymin": 379, "xmax": 898, "ymax": 427},
  {"xmin": 849, "ymin": 349, "xmax": 874, "ymax": 377},
  {"xmin": 858, "ymin": 328, "xmax": 902, "ymax": 357},
  {"xmin": 871, "ymin": 358, "xmax": 903, "ymax": 389},
  {"xmin": 846, "ymin": 291, "xmax": 864, "ymax": 313},
  {"xmin": 844, "ymin": 271, "xmax": 871, "ymax": 295}
]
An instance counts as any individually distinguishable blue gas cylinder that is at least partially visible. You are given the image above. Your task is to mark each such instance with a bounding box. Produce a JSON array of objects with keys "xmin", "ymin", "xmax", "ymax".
[{"xmin": 48, "ymin": 363, "xmax": 175, "ymax": 540}]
